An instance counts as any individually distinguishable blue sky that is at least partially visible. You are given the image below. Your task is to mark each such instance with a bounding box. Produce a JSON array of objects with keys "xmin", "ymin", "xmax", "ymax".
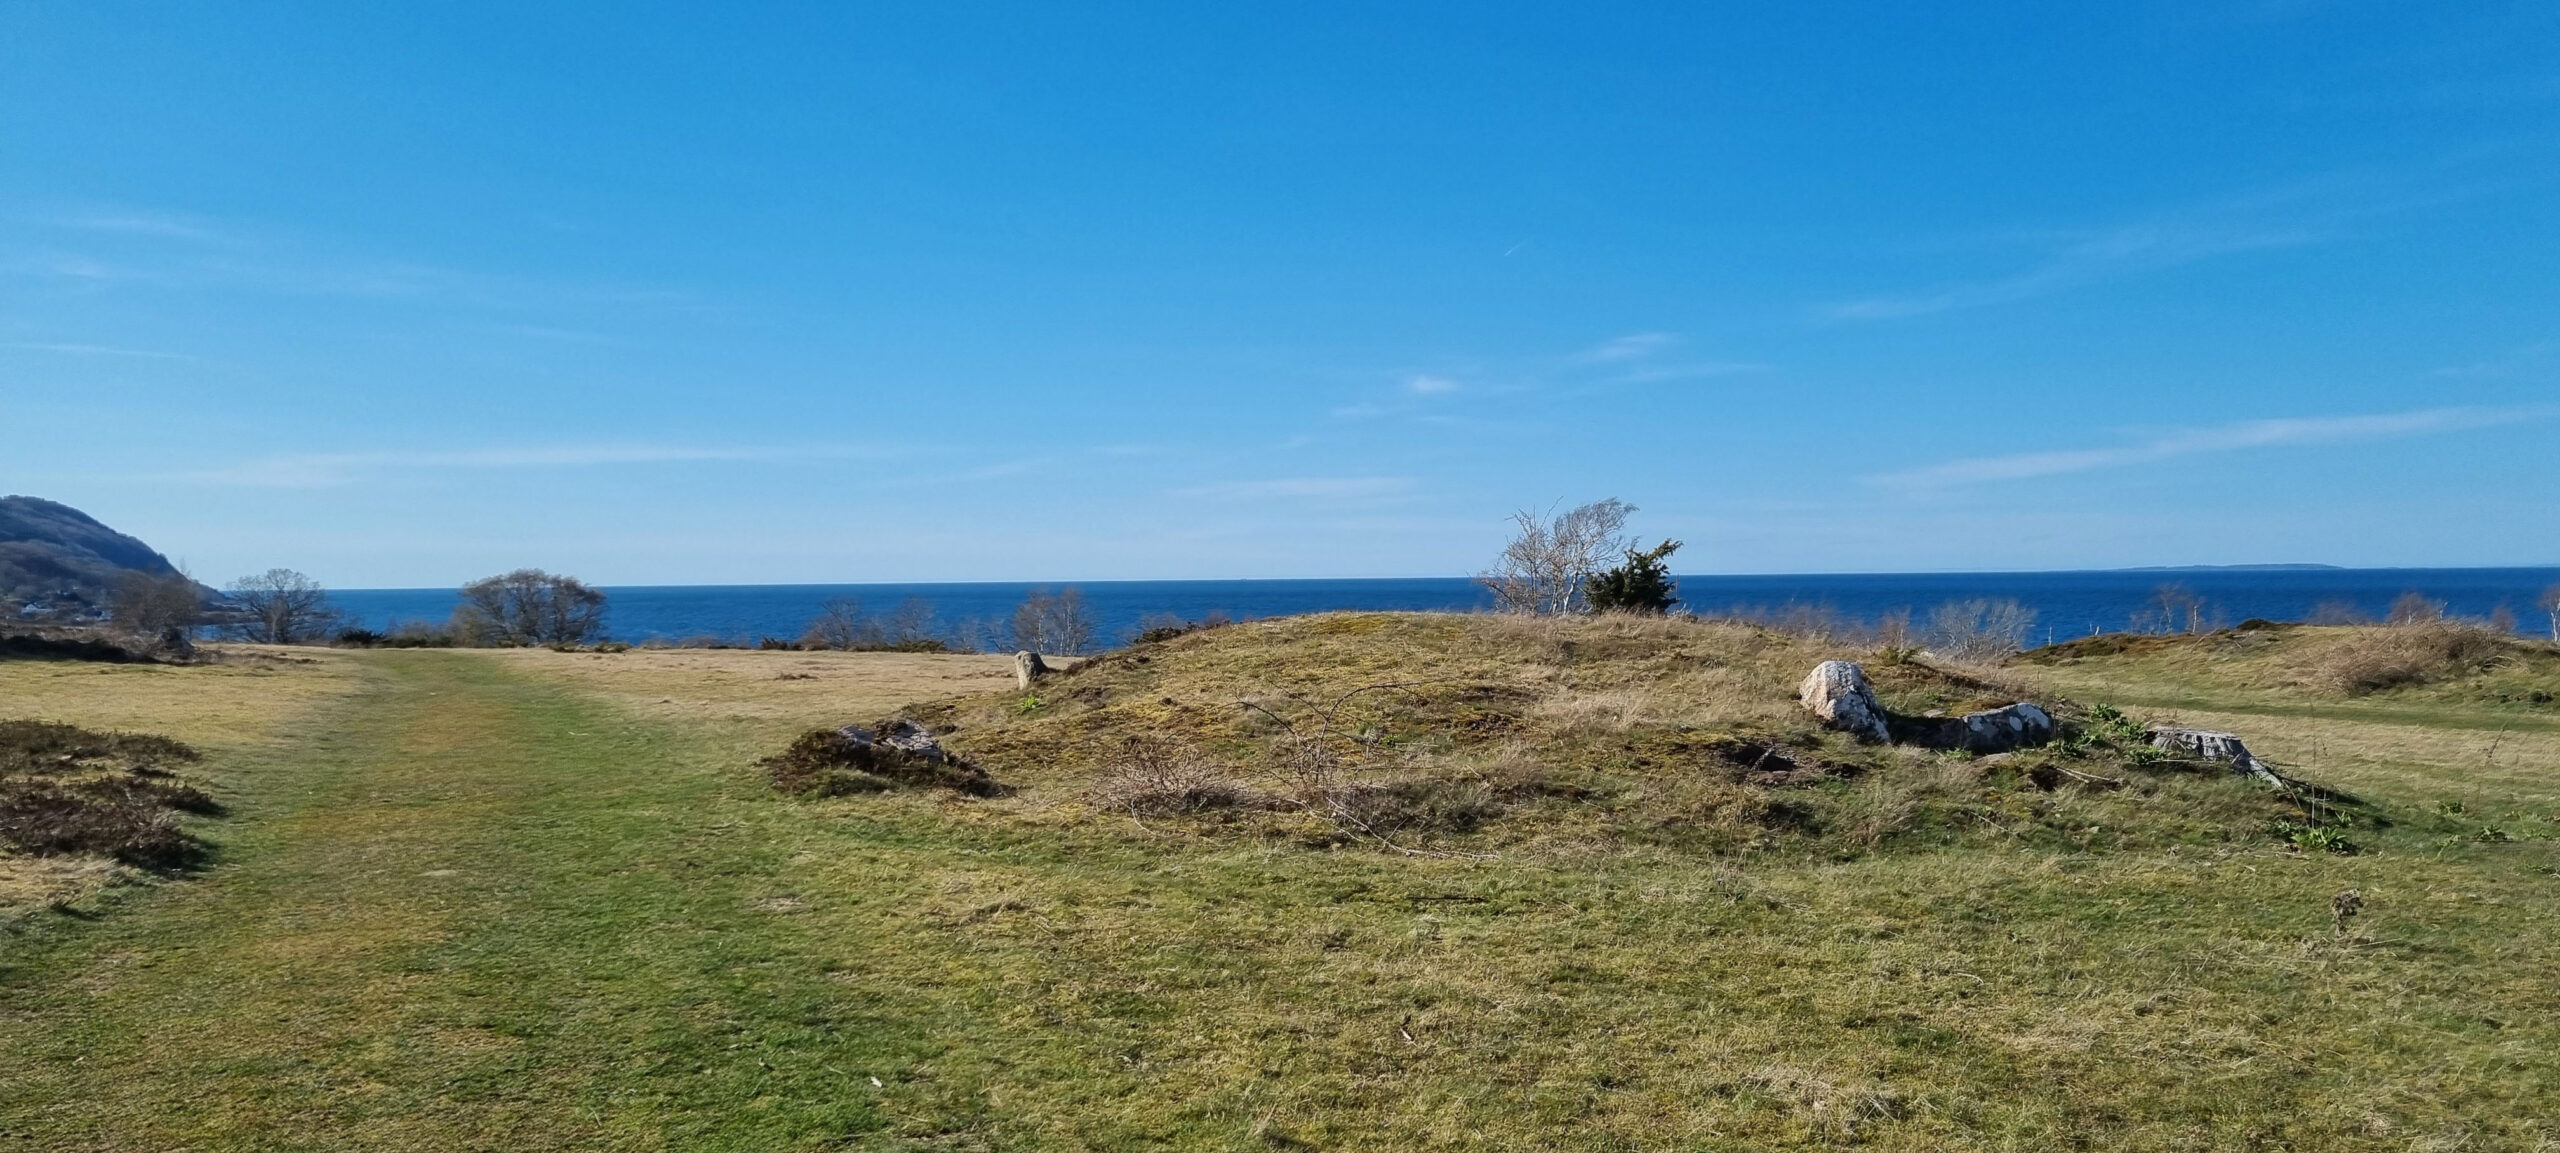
[{"xmin": 5, "ymin": 2, "xmax": 2556, "ymax": 586}]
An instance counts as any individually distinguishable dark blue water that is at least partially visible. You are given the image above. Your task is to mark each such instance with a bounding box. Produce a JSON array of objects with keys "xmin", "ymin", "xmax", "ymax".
[{"xmin": 327, "ymin": 568, "xmax": 2560, "ymax": 650}]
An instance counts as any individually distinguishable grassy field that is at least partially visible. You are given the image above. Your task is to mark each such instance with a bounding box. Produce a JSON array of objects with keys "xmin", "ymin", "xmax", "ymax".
[{"xmin": 2, "ymin": 622, "xmax": 2556, "ymax": 1150}]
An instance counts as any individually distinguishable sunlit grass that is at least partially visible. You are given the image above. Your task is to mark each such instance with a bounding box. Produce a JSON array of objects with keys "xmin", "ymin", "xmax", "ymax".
[{"xmin": 0, "ymin": 619, "xmax": 2554, "ymax": 1149}]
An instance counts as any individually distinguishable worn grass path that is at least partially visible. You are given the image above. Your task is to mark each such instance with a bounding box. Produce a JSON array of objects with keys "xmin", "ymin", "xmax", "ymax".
[
  {"xmin": 7, "ymin": 646, "xmax": 2560, "ymax": 1150},
  {"xmin": 0, "ymin": 653, "xmax": 928, "ymax": 1151}
]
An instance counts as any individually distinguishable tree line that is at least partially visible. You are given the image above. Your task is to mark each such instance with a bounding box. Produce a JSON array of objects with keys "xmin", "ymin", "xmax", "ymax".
[{"xmin": 107, "ymin": 566, "xmax": 1122, "ymax": 654}]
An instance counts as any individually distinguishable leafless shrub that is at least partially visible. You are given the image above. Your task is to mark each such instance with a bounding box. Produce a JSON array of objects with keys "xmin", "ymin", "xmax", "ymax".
[
  {"xmin": 1874, "ymin": 607, "xmax": 1913, "ymax": 653},
  {"xmin": 1923, "ymin": 598, "xmax": 2037, "ymax": 663},
  {"xmin": 2134, "ymin": 583, "xmax": 2213, "ymax": 634},
  {"xmin": 2309, "ymin": 600, "xmax": 2372, "ymax": 625},
  {"xmin": 2386, "ymin": 591, "xmax": 2447, "ymax": 626},
  {"xmin": 801, "ymin": 596, "xmax": 946, "ymax": 652},
  {"xmin": 1089, "ymin": 737, "xmax": 1258, "ymax": 816},
  {"xmin": 1240, "ymin": 683, "xmax": 1495, "ymax": 853},
  {"xmin": 2541, "ymin": 582, "xmax": 2560, "ymax": 642},
  {"xmin": 1011, "ymin": 587, "xmax": 1098, "ymax": 655},
  {"xmin": 1477, "ymin": 499, "xmax": 1634, "ymax": 616}
]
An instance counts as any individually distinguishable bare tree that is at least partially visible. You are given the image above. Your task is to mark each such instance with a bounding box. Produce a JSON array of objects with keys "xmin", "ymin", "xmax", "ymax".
[
  {"xmin": 226, "ymin": 568, "xmax": 336, "ymax": 644},
  {"xmin": 1009, "ymin": 588, "xmax": 1054, "ymax": 654},
  {"xmin": 1048, "ymin": 587, "xmax": 1095, "ymax": 655},
  {"xmin": 885, "ymin": 597, "xmax": 939, "ymax": 646},
  {"xmin": 1009, "ymin": 586, "xmax": 1097, "ymax": 655},
  {"xmin": 456, "ymin": 569, "xmax": 608, "ymax": 646},
  {"xmin": 1477, "ymin": 499, "xmax": 1635, "ymax": 616},
  {"xmin": 2540, "ymin": 583, "xmax": 2560, "ymax": 643},
  {"xmin": 112, "ymin": 571, "xmax": 206, "ymax": 636},
  {"xmin": 801, "ymin": 597, "xmax": 871, "ymax": 650},
  {"xmin": 2143, "ymin": 583, "xmax": 2209, "ymax": 634},
  {"xmin": 1924, "ymin": 598, "xmax": 2037, "ymax": 663}
]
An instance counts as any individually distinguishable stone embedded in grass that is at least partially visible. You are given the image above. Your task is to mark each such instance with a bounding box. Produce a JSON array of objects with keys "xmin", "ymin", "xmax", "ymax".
[
  {"xmin": 1798, "ymin": 661, "xmax": 1889, "ymax": 743},
  {"xmin": 761, "ymin": 719, "xmax": 1007, "ymax": 798},
  {"xmin": 2146, "ymin": 727, "xmax": 2286, "ymax": 786},
  {"xmin": 1947, "ymin": 703, "xmax": 2056, "ymax": 754}
]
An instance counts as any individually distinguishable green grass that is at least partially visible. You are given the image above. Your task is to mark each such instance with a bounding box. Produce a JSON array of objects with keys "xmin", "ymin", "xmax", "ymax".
[{"xmin": 2, "ymin": 629, "xmax": 2558, "ymax": 1149}]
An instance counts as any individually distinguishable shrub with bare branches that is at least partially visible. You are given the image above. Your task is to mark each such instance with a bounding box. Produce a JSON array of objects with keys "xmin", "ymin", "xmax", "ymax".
[
  {"xmin": 1010, "ymin": 587, "xmax": 1098, "ymax": 655},
  {"xmin": 1478, "ymin": 499, "xmax": 1635, "ymax": 616},
  {"xmin": 1922, "ymin": 598, "xmax": 2037, "ymax": 663},
  {"xmin": 1089, "ymin": 736, "xmax": 1258, "ymax": 817}
]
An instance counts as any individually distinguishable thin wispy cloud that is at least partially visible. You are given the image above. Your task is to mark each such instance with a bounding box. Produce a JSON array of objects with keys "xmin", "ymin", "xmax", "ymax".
[
  {"xmin": 1828, "ymin": 221, "xmax": 2319, "ymax": 320},
  {"xmin": 1874, "ymin": 405, "xmax": 2558, "ymax": 488},
  {"xmin": 1824, "ymin": 164, "xmax": 2516, "ymax": 321},
  {"xmin": 1579, "ymin": 332, "xmax": 1680, "ymax": 362},
  {"xmin": 1179, "ymin": 476, "xmax": 1418, "ymax": 501},
  {"xmin": 0, "ymin": 340, "xmax": 194, "ymax": 360},
  {"xmin": 8, "ymin": 207, "xmax": 698, "ymax": 313},
  {"xmin": 177, "ymin": 445, "xmax": 798, "ymax": 488},
  {"xmin": 59, "ymin": 212, "xmax": 219, "ymax": 240},
  {"xmin": 1406, "ymin": 374, "xmax": 1461, "ymax": 395}
]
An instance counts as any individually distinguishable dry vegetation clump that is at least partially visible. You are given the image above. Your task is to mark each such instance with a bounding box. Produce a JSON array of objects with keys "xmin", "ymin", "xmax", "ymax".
[
  {"xmin": 903, "ymin": 612, "xmax": 2306, "ymax": 857},
  {"xmin": 1086, "ymin": 735, "xmax": 1267, "ymax": 817},
  {"xmin": 2027, "ymin": 618, "xmax": 2560, "ymax": 704},
  {"xmin": 2308, "ymin": 619, "xmax": 2520, "ymax": 696},
  {"xmin": 0, "ymin": 719, "xmax": 216, "ymax": 868},
  {"xmin": 760, "ymin": 723, "xmax": 1006, "ymax": 798}
]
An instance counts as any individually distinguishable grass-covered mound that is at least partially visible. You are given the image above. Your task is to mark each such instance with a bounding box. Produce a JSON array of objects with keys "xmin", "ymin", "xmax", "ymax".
[
  {"xmin": 761, "ymin": 720, "xmax": 1007, "ymax": 797},
  {"xmin": 0, "ymin": 719, "xmax": 218, "ymax": 868},
  {"xmin": 2024, "ymin": 619, "xmax": 2560, "ymax": 704},
  {"xmin": 900, "ymin": 612, "xmax": 2319, "ymax": 857}
]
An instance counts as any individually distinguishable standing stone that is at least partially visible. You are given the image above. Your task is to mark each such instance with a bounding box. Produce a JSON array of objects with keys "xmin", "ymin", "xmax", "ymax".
[
  {"xmin": 1013, "ymin": 650, "xmax": 1053, "ymax": 689},
  {"xmin": 1798, "ymin": 660, "xmax": 1889, "ymax": 743}
]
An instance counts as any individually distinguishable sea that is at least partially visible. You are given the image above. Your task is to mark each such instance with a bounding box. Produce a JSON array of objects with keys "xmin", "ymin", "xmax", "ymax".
[{"xmin": 327, "ymin": 567, "xmax": 2560, "ymax": 650}]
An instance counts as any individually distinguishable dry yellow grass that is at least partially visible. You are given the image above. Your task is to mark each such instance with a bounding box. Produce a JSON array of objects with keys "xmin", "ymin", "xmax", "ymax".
[
  {"xmin": 6, "ymin": 623, "xmax": 2556, "ymax": 1148},
  {"xmin": 0, "ymin": 645, "xmax": 368, "ymax": 751},
  {"xmin": 472, "ymin": 646, "xmax": 1018, "ymax": 736},
  {"xmin": 0, "ymin": 646, "xmax": 373, "ymax": 916}
]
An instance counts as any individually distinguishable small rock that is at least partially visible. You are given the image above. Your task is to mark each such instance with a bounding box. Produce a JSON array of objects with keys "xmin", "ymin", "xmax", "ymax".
[
  {"xmin": 1798, "ymin": 660, "xmax": 1889, "ymax": 743},
  {"xmin": 1013, "ymin": 651, "xmax": 1053, "ymax": 689}
]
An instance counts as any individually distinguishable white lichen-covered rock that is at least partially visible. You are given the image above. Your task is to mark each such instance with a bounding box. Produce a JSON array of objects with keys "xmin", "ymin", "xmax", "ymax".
[
  {"xmin": 835, "ymin": 718, "xmax": 951, "ymax": 764},
  {"xmin": 1798, "ymin": 660, "xmax": 1889, "ymax": 743},
  {"xmin": 1952, "ymin": 702, "xmax": 2055, "ymax": 753},
  {"xmin": 2148, "ymin": 727, "xmax": 2286, "ymax": 786},
  {"xmin": 1013, "ymin": 650, "xmax": 1054, "ymax": 689}
]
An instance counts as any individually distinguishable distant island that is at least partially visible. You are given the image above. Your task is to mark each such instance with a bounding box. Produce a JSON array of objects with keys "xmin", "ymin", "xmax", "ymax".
[{"xmin": 2111, "ymin": 563, "xmax": 2345, "ymax": 572}]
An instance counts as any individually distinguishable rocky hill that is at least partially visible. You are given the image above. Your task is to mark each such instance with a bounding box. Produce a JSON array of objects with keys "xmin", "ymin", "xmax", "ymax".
[{"xmin": 0, "ymin": 496, "xmax": 198, "ymax": 620}]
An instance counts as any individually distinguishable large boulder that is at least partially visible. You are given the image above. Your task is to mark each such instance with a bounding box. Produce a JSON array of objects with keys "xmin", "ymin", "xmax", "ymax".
[{"xmin": 1798, "ymin": 660, "xmax": 1889, "ymax": 743}]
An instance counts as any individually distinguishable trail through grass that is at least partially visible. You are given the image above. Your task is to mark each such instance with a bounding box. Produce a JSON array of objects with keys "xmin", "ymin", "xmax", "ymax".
[
  {"xmin": 4, "ymin": 641, "xmax": 2558, "ymax": 1149},
  {"xmin": 0, "ymin": 653, "xmax": 936, "ymax": 1150}
]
